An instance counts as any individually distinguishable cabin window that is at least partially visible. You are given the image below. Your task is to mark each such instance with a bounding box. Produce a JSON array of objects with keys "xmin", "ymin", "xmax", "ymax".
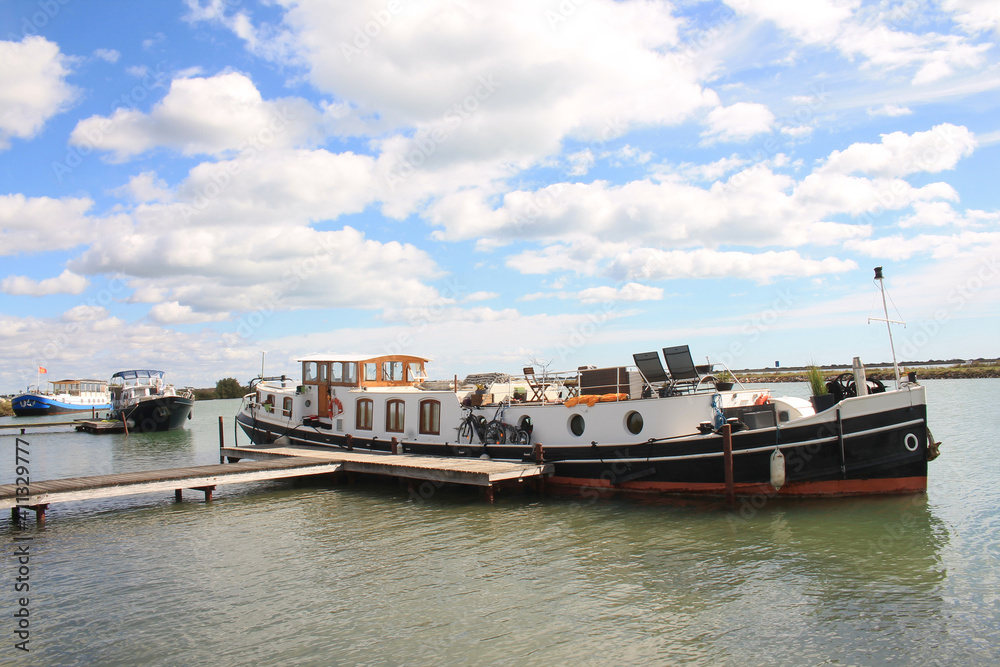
[
  {"xmin": 383, "ymin": 361, "xmax": 404, "ymax": 382},
  {"xmin": 304, "ymin": 362, "xmax": 318, "ymax": 382},
  {"xmin": 386, "ymin": 399, "xmax": 405, "ymax": 433},
  {"xmin": 419, "ymin": 400, "xmax": 441, "ymax": 435},
  {"xmin": 356, "ymin": 398, "xmax": 373, "ymax": 430},
  {"xmin": 569, "ymin": 414, "xmax": 585, "ymax": 436},
  {"xmin": 408, "ymin": 363, "xmax": 426, "ymax": 382},
  {"xmin": 282, "ymin": 397, "xmax": 293, "ymax": 418},
  {"xmin": 331, "ymin": 362, "xmax": 343, "ymax": 383},
  {"xmin": 364, "ymin": 363, "xmax": 378, "ymax": 382},
  {"xmin": 625, "ymin": 411, "xmax": 643, "ymax": 435},
  {"xmin": 344, "ymin": 362, "xmax": 357, "ymax": 384},
  {"xmin": 318, "ymin": 363, "xmax": 328, "ymax": 382}
]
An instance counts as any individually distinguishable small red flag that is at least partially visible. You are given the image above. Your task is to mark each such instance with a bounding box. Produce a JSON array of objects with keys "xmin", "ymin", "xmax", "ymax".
[{"xmin": 38, "ymin": 366, "xmax": 47, "ymax": 373}]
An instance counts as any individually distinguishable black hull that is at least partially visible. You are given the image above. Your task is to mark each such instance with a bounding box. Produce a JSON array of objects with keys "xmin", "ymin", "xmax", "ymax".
[
  {"xmin": 114, "ymin": 396, "xmax": 194, "ymax": 432},
  {"xmin": 235, "ymin": 402, "xmax": 929, "ymax": 497}
]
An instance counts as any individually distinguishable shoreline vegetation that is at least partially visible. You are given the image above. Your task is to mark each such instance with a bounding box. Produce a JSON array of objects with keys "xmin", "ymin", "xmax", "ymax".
[{"xmin": 731, "ymin": 361, "xmax": 1000, "ymax": 383}]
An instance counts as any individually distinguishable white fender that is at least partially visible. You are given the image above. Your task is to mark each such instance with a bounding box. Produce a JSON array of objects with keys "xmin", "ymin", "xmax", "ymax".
[{"xmin": 770, "ymin": 447, "xmax": 786, "ymax": 490}]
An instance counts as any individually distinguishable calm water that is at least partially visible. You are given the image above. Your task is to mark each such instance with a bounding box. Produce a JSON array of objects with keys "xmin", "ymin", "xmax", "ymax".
[{"xmin": 2, "ymin": 380, "xmax": 998, "ymax": 665}]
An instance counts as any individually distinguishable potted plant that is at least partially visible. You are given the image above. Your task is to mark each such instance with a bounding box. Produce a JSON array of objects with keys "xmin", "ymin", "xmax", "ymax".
[
  {"xmin": 715, "ymin": 370, "xmax": 735, "ymax": 391},
  {"xmin": 808, "ymin": 365, "xmax": 836, "ymax": 412}
]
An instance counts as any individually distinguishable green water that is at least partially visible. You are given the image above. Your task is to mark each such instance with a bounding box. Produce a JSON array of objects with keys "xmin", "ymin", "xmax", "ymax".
[{"xmin": 1, "ymin": 381, "xmax": 998, "ymax": 665}]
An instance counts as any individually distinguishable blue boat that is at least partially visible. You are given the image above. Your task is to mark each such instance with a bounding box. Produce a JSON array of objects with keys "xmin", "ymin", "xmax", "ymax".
[{"xmin": 12, "ymin": 378, "xmax": 112, "ymax": 416}]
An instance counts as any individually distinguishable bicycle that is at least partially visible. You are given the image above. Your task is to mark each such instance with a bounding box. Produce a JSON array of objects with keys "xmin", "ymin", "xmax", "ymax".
[{"xmin": 455, "ymin": 403, "xmax": 530, "ymax": 452}]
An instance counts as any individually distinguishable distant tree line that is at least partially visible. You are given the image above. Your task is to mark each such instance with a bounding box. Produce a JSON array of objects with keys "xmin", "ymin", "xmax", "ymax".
[{"xmin": 192, "ymin": 378, "xmax": 250, "ymax": 401}]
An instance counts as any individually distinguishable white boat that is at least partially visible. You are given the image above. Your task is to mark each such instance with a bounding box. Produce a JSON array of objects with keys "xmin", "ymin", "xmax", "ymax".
[{"xmin": 235, "ymin": 347, "xmax": 937, "ymax": 498}]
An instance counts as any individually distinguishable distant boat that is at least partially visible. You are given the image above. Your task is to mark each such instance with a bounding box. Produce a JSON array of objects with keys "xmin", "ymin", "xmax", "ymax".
[
  {"xmin": 12, "ymin": 378, "xmax": 112, "ymax": 416},
  {"xmin": 109, "ymin": 370, "xmax": 194, "ymax": 432}
]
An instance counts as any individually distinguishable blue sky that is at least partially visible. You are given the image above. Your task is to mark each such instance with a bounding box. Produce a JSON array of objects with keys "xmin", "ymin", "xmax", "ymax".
[{"xmin": 1, "ymin": 0, "xmax": 998, "ymax": 391}]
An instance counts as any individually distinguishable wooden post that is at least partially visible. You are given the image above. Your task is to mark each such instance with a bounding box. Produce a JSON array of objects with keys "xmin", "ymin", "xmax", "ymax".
[
  {"xmin": 484, "ymin": 485, "xmax": 495, "ymax": 504},
  {"xmin": 11, "ymin": 507, "xmax": 21, "ymax": 523},
  {"xmin": 34, "ymin": 504, "xmax": 47, "ymax": 525},
  {"xmin": 533, "ymin": 442, "xmax": 544, "ymax": 463},
  {"xmin": 391, "ymin": 437, "xmax": 399, "ymax": 455},
  {"xmin": 346, "ymin": 433, "xmax": 353, "ymax": 451},
  {"xmin": 175, "ymin": 489, "xmax": 183, "ymax": 502},
  {"xmin": 722, "ymin": 423, "xmax": 734, "ymax": 507},
  {"xmin": 218, "ymin": 415, "xmax": 225, "ymax": 464}
]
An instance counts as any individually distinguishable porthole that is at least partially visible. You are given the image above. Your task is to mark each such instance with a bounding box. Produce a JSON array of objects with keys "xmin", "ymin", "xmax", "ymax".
[
  {"xmin": 569, "ymin": 414, "xmax": 585, "ymax": 436},
  {"xmin": 625, "ymin": 411, "xmax": 643, "ymax": 435},
  {"xmin": 304, "ymin": 400, "xmax": 311, "ymax": 407}
]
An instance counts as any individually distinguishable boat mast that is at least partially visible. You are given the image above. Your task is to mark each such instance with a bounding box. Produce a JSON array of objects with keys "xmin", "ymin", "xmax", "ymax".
[{"xmin": 869, "ymin": 266, "xmax": 903, "ymax": 387}]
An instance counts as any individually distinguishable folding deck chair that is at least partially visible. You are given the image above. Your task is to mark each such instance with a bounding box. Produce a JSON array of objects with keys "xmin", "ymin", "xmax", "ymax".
[
  {"xmin": 662, "ymin": 345, "xmax": 703, "ymax": 393},
  {"xmin": 633, "ymin": 351, "xmax": 670, "ymax": 398},
  {"xmin": 523, "ymin": 367, "xmax": 548, "ymax": 402}
]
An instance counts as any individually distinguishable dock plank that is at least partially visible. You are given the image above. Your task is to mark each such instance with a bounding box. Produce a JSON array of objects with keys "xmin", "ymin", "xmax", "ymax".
[
  {"xmin": 0, "ymin": 457, "xmax": 341, "ymax": 509},
  {"xmin": 220, "ymin": 445, "xmax": 552, "ymax": 487}
]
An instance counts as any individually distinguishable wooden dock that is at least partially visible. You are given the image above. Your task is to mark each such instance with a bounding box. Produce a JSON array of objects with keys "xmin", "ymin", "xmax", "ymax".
[
  {"xmin": 0, "ymin": 418, "xmax": 123, "ymax": 434},
  {"xmin": 1, "ymin": 457, "xmax": 341, "ymax": 524},
  {"xmin": 221, "ymin": 444, "xmax": 553, "ymax": 500}
]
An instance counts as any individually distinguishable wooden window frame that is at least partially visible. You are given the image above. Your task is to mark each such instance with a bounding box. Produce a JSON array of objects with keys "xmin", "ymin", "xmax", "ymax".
[
  {"xmin": 356, "ymin": 398, "xmax": 373, "ymax": 430},
  {"xmin": 386, "ymin": 399, "xmax": 405, "ymax": 433},
  {"xmin": 418, "ymin": 399, "xmax": 441, "ymax": 435}
]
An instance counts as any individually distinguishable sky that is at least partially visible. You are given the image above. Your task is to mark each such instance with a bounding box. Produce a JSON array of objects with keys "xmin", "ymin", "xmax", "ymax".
[{"xmin": 1, "ymin": 0, "xmax": 999, "ymax": 391}]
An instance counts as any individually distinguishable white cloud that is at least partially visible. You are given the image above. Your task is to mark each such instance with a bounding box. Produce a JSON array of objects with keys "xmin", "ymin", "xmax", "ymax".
[
  {"xmin": 868, "ymin": 104, "xmax": 912, "ymax": 117},
  {"xmin": 0, "ymin": 37, "xmax": 77, "ymax": 149},
  {"xmin": 148, "ymin": 302, "xmax": 229, "ymax": 325},
  {"xmin": 609, "ymin": 248, "xmax": 857, "ymax": 284},
  {"xmin": 0, "ymin": 195, "xmax": 96, "ymax": 255},
  {"xmin": 1, "ymin": 270, "xmax": 89, "ymax": 296},
  {"xmin": 577, "ymin": 282, "xmax": 663, "ymax": 304},
  {"xmin": 70, "ymin": 72, "xmax": 321, "ymax": 161},
  {"xmin": 819, "ymin": 124, "xmax": 977, "ymax": 177},
  {"xmin": 943, "ymin": 0, "xmax": 1000, "ymax": 35},
  {"xmin": 702, "ymin": 102, "xmax": 775, "ymax": 143},
  {"xmin": 93, "ymin": 48, "xmax": 120, "ymax": 63},
  {"xmin": 207, "ymin": 0, "xmax": 718, "ymax": 172},
  {"xmin": 898, "ymin": 201, "xmax": 999, "ymax": 228}
]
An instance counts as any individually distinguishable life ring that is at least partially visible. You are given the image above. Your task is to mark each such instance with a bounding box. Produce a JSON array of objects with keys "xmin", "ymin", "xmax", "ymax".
[
  {"xmin": 755, "ymin": 393, "xmax": 770, "ymax": 406},
  {"xmin": 329, "ymin": 395, "xmax": 343, "ymax": 417}
]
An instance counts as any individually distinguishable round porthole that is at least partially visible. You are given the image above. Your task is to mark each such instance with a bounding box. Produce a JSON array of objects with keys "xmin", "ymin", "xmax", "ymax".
[
  {"xmin": 626, "ymin": 411, "xmax": 643, "ymax": 435},
  {"xmin": 304, "ymin": 400, "xmax": 311, "ymax": 407},
  {"xmin": 569, "ymin": 414, "xmax": 585, "ymax": 436}
]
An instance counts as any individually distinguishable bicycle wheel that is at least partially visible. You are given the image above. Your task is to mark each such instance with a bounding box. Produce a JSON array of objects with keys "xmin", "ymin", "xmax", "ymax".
[
  {"xmin": 457, "ymin": 419, "xmax": 476, "ymax": 444},
  {"xmin": 484, "ymin": 421, "xmax": 506, "ymax": 444},
  {"xmin": 512, "ymin": 426, "xmax": 531, "ymax": 445}
]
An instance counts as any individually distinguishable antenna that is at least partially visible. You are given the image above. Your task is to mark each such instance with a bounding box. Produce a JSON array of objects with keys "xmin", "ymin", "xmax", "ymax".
[
  {"xmin": 260, "ymin": 351, "xmax": 266, "ymax": 379},
  {"xmin": 867, "ymin": 267, "xmax": 903, "ymax": 387}
]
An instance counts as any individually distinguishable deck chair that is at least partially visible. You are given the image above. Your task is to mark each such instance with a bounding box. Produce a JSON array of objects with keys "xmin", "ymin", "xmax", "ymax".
[
  {"xmin": 633, "ymin": 352, "xmax": 670, "ymax": 397},
  {"xmin": 523, "ymin": 367, "xmax": 548, "ymax": 402},
  {"xmin": 662, "ymin": 345, "xmax": 702, "ymax": 393}
]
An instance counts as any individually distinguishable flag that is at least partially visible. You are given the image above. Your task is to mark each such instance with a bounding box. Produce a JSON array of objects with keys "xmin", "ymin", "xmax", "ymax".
[{"xmin": 38, "ymin": 366, "xmax": 47, "ymax": 373}]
